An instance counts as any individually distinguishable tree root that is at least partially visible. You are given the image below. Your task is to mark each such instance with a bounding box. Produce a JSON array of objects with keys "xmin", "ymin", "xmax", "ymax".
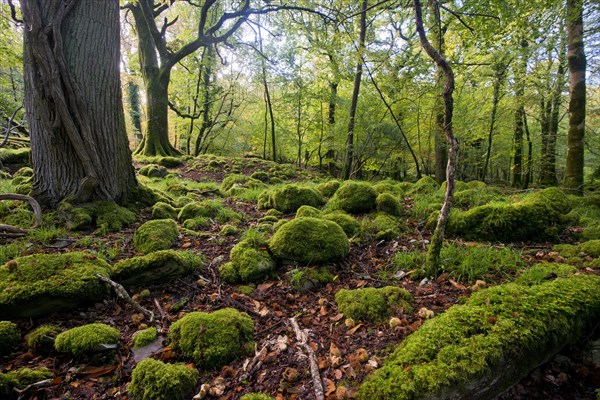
[{"xmin": 0, "ymin": 194, "xmax": 43, "ymax": 239}]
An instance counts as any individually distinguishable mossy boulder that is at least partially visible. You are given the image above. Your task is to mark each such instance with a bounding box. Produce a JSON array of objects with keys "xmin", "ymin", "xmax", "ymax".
[
  {"xmin": 0, "ymin": 321, "xmax": 20, "ymax": 356},
  {"xmin": 0, "ymin": 252, "xmax": 111, "ymax": 319},
  {"xmin": 133, "ymin": 327, "xmax": 158, "ymax": 349},
  {"xmin": 177, "ymin": 200, "xmax": 221, "ymax": 222},
  {"xmin": 329, "ymin": 181, "xmax": 378, "ymax": 214},
  {"xmin": 335, "ymin": 286, "xmax": 413, "ymax": 323},
  {"xmin": 316, "ymin": 180, "xmax": 341, "ymax": 198},
  {"xmin": 271, "ymin": 185, "xmax": 324, "ymax": 214},
  {"xmin": 357, "ymin": 275, "xmax": 600, "ymax": 400},
  {"xmin": 296, "ymin": 205, "xmax": 322, "ymax": 218},
  {"xmin": 440, "ymin": 180, "xmax": 468, "ymax": 193},
  {"xmin": 58, "ymin": 201, "xmax": 137, "ymax": 233},
  {"xmin": 129, "ymin": 358, "xmax": 198, "ymax": 400},
  {"xmin": 578, "ymin": 239, "xmax": 600, "ymax": 257},
  {"xmin": 221, "ymin": 174, "xmax": 266, "ymax": 194},
  {"xmin": 157, "ymin": 156, "xmax": 183, "ymax": 168},
  {"xmin": 0, "ymin": 368, "xmax": 52, "ymax": 398},
  {"xmin": 407, "ymin": 176, "xmax": 439, "ymax": 195},
  {"xmin": 363, "ymin": 214, "xmax": 406, "ymax": 241},
  {"xmin": 182, "ymin": 216, "xmax": 210, "ymax": 231},
  {"xmin": 530, "ymin": 187, "xmax": 572, "ymax": 215},
  {"xmin": 220, "ymin": 239, "xmax": 276, "ymax": 283},
  {"xmin": 169, "ymin": 308, "xmax": 254, "ymax": 369},
  {"xmin": 514, "ymin": 263, "xmax": 577, "ymax": 286},
  {"xmin": 54, "ymin": 323, "xmax": 120, "ymax": 356},
  {"xmin": 376, "ymin": 193, "xmax": 402, "ymax": 216},
  {"xmin": 250, "ymin": 171, "xmax": 270, "ymax": 182},
  {"xmin": 288, "ymin": 267, "xmax": 334, "ymax": 292},
  {"xmin": 138, "ymin": 164, "xmax": 168, "ymax": 178},
  {"xmin": 323, "ymin": 212, "xmax": 361, "ymax": 238},
  {"xmin": 269, "ymin": 217, "xmax": 349, "ymax": 265},
  {"xmin": 133, "ymin": 219, "xmax": 179, "ymax": 254},
  {"xmin": 26, "ymin": 324, "xmax": 61, "ymax": 352},
  {"xmin": 151, "ymin": 202, "xmax": 178, "ymax": 220},
  {"xmin": 453, "ymin": 188, "xmax": 502, "ymax": 209},
  {"xmin": 112, "ymin": 250, "xmax": 200, "ymax": 287},
  {"xmin": 0, "ymin": 148, "xmax": 30, "ymax": 165}
]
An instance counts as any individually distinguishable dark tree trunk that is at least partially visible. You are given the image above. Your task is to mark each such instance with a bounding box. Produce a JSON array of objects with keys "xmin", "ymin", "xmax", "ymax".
[
  {"xmin": 343, "ymin": 0, "xmax": 367, "ymax": 180},
  {"xmin": 564, "ymin": 0, "xmax": 586, "ymax": 194},
  {"xmin": 126, "ymin": 79, "xmax": 143, "ymax": 145},
  {"xmin": 429, "ymin": 0, "xmax": 447, "ymax": 184},
  {"xmin": 482, "ymin": 61, "xmax": 507, "ymax": 182},
  {"xmin": 327, "ymin": 81, "xmax": 338, "ymax": 176},
  {"xmin": 523, "ymin": 112, "xmax": 533, "ymax": 189},
  {"xmin": 21, "ymin": 0, "xmax": 137, "ymax": 208},
  {"xmin": 194, "ymin": 46, "xmax": 215, "ymax": 156},
  {"xmin": 511, "ymin": 40, "xmax": 528, "ymax": 188}
]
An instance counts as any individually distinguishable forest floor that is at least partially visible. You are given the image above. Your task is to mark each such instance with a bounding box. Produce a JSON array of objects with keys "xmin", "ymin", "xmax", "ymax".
[{"xmin": 1, "ymin": 156, "xmax": 599, "ymax": 400}]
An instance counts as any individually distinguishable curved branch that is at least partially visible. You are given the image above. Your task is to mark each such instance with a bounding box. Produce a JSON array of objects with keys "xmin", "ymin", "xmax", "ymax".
[{"xmin": 0, "ymin": 194, "xmax": 43, "ymax": 227}]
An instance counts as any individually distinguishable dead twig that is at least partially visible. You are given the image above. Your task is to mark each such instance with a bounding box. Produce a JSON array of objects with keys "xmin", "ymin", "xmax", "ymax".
[
  {"xmin": 96, "ymin": 274, "xmax": 154, "ymax": 321},
  {"xmin": 239, "ymin": 344, "xmax": 268, "ymax": 381},
  {"xmin": 153, "ymin": 298, "xmax": 167, "ymax": 321},
  {"xmin": 289, "ymin": 317, "xmax": 324, "ymax": 400}
]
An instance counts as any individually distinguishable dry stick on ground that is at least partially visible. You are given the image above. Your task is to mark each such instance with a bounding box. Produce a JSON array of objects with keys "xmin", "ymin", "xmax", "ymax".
[
  {"xmin": 96, "ymin": 274, "xmax": 154, "ymax": 321},
  {"xmin": 289, "ymin": 317, "xmax": 325, "ymax": 400},
  {"xmin": 0, "ymin": 194, "xmax": 43, "ymax": 239},
  {"xmin": 239, "ymin": 344, "xmax": 269, "ymax": 382}
]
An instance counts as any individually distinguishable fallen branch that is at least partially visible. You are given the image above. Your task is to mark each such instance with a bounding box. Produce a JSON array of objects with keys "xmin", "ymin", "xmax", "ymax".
[
  {"xmin": 96, "ymin": 274, "xmax": 154, "ymax": 321},
  {"xmin": 289, "ymin": 317, "xmax": 324, "ymax": 400},
  {"xmin": 153, "ymin": 298, "xmax": 167, "ymax": 321},
  {"xmin": 0, "ymin": 224, "xmax": 28, "ymax": 238},
  {"xmin": 239, "ymin": 344, "xmax": 268, "ymax": 382}
]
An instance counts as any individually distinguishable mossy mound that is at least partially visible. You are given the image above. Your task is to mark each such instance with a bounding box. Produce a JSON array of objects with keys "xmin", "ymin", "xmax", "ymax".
[
  {"xmin": 138, "ymin": 164, "xmax": 168, "ymax": 178},
  {"xmin": 440, "ymin": 180, "xmax": 468, "ymax": 193},
  {"xmin": 373, "ymin": 181, "xmax": 402, "ymax": 195},
  {"xmin": 578, "ymin": 239, "xmax": 600, "ymax": 257},
  {"xmin": 182, "ymin": 216, "xmax": 210, "ymax": 231},
  {"xmin": 169, "ymin": 308, "xmax": 254, "ymax": 369},
  {"xmin": 151, "ymin": 202, "xmax": 178, "ymax": 220},
  {"xmin": 26, "ymin": 324, "xmax": 61, "ymax": 352},
  {"xmin": 220, "ymin": 224, "xmax": 239, "ymax": 236},
  {"xmin": 220, "ymin": 239, "xmax": 276, "ymax": 283},
  {"xmin": 129, "ymin": 358, "xmax": 198, "ymax": 400},
  {"xmin": 178, "ymin": 200, "xmax": 240, "ymax": 224},
  {"xmin": 0, "ymin": 367, "xmax": 52, "ymax": 398},
  {"xmin": 335, "ymin": 286, "xmax": 413, "ymax": 323},
  {"xmin": 288, "ymin": 267, "xmax": 334, "ymax": 292},
  {"xmin": 453, "ymin": 187, "xmax": 502, "ymax": 209},
  {"xmin": 269, "ymin": 217, "xmax": 349, "ymax": 265},
  {"xmin": 296, "ymin": 205, "xmax": 322, "ymax": 218},
  {"xmin": 407, "ymin": 176, "xmax": 439, "ymax": 195},
  {"xmin": 157, "ymin": 156, "xmax": 183, "ymax": 168},
  {"xmin": 357, "ymin": 275, "xmax": 600, "ymax": 400},
  {"xmin": 58, "ymin": 201, "xmax": 137, "ymax": 232},
  {"xmin": 376, "ymin": 193, "xmax": 402, "ymax": 216},
  {"xmin": 514, "ymin": 263, "xmax": 577, "ymax": 286},
  {"xmin": 316, "ymin": 180, "xmax": 341, "ymax": 198},
  {"xmin": 329, "ymin": 181, "xmax": 378, "ymax": 214},
  {"xmin": 133, "ymin": 327, "xmax": 158, "ymax": 349},
  {"xmin": 112, "ymin": 250, "xmax": 200, "ymax": 287},
  {"xmin": 240, "ymin": 394, "xmax": 274, "ymax": 400},
  {"xmin": 530, "ymin": 187, "xmax": 572, "ymax": 215},
  {"xmin": 0, "ymin": 148, "xmax": 30, "ymax": 165},
  {"xmin": 323, "ymin": 212, "xmax": 361, "ymax": 238},
  {"xmin": 362, "ymin": 213, "xmax": 406, "ymax": 241},
  {"xmin": 269, "ymin": 185, "xmax": 324, "ymax": 214},
  {"xmin": 0, "ymin": 252, "xmax": 111, "ymax": 319},
  {"xmin": 0, "ymin": 321, "xmax": 20, "ymax": 356},
  {"xmin": 221, "ymin": 174, "xmax": 266, "ymax": 194},
  {"xmin": 54, "ymin": 323, "xmax": 120, "ymax": 356},
  {"xmin": 250, "ymin": 171, "xmax": 270, "ymax": 182},
  {"xmin": 133, "ymin": 219, "xmax": 179, "ymax": 254}
]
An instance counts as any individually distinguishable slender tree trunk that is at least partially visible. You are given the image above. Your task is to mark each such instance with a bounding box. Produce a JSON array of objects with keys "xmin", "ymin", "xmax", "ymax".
[
  {"xmin": 429, "ymin": 0, "xmax": 447, "ymax": 184},
  {"xmin": 194, "ymin": 46, "xmax": 215, "ymax": 156},
  {"xmin": 21, "ymin": 0, "xmax": 137, "ymax": 208},
  {"xmin": 126, "ymin": 79, "xmax": 143, "ymax": 145},
  {"xmin": 523, "ymin": 112, "xmax": 533, "ymax": 189},
  {"xmin": 343, "ymin": 0, "xmax": 367, "ymax": 180},
  {"xmin": 414, "ymin": 0, "xmax": 458, "ymax": 273},
  {"xmin": 327, "ymin": 81, "xmax": 338, "ymax": 176},
  {"xmin": 511, "ymin": 40, "xmax": 528, "ymax": 188},
  {"xmin": 482, "ymin": 62, "xmax": 507, "ymax": 182},
  {"xmin": 257, "ymin": 24, "xmax": 276, "ymax": 161},
  {"xmin": 564, "ymin": 0, "xmax": 586, "ymax": 194}
]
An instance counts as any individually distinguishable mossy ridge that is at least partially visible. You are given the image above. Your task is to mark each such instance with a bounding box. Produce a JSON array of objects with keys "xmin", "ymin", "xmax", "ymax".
[
  {"xmin": 26, "ymin": 324, "xmax": 61, "ymax": 352},
  {"xmin": 328, "ymin": 181, "xmax": 378, "ymax": 214},
  {"xmin": 0, "ymin": 321, "xmax": 20, "ymax": 356},
  {"xmin": 0, "ymin": 367, "xmax": 52, "ymax": 398},
  {"xmin": 335, "ymin": 286, "xmax": 413, "ymax": 323},
  {"xmin": 269, "ymin": 217, "xmax": 349, "ymax": 265},
  {"xmin": 133, "ymin": 219, "xmax": 179, "ymax": 254},
  {"xmin": 0, "ymin": 252, "xmax": 111, "ymax": 319},
  {"xmin": 129, "ymin": 358, "xmax": 198, "ymax": 400},
  {"xmin": 112, "ymin": 250, "xmax": 201, "ymax": 287},
  {"xmin": 514, "ymin": 263, "xmax": 577, "ymax": 286},
  {"xmin": 169, "ymin": 308, "xmax": 254, "ymax": 369},
  {"xmin": 54, "ymin": 323, "xmax": 121, "ymax": 356},
  {"xmin": 358, "ymin": 275, "xmax": 600, "ymax": 400}
]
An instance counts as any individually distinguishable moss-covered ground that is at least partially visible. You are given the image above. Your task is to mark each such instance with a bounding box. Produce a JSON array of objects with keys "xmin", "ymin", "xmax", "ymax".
[{"xmin": 0, "ymin": 155, "xmax": 598, "ymax": 399}]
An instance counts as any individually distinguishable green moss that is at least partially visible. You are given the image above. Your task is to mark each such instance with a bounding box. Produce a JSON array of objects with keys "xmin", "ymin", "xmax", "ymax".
[
  {"xmin": 257, "ymin": 190, "xmax": 274, "ymax": 210},
  {"xmin": 0, "ymin": 252, "xmax": 111, "ymax": 319},
  {"xmin": 269, "ymin": 217, "xmax": 349, "ymax": 265},
  {"xmin": 376, "ymin": 193, "xmax": 402, "ymax": 217},
  {"xmin": 329, "ymin": 181, "xmax": 378, "ymax": 214},
  {"xmin": 582, "ymin": 224, "xmax": 600, "ymax": 240},
  {"xmin": 265, "ymin": 209, "xmax": 283, "ymax": 217},
  {"xmin": 58, "ymin": 201, "xmax": 137, "ymax": 233},
  {"xmin": 270, "ymin": 184, "xmax": 324, "ymax": 214},
  {"xmin": 240, "ymin": 393, "xmax": 274, "ymax": 400},
  {"xmin": 129, "ymin": 358, "xmax": 198, "ymax": 400},
  {"xmin": 0, "ymin": 321, "xmax": 20, "ymax": 356},
  {"xmin": 221, "ymin": 174, "xmax": 266, "ymax": 194},
  {"xmin": 407, "ymin": 176, "xmax": 439, "ymax": 195},
  {"xmin": 134, "ymin": 219, "xmax": 179, "ymax": 254},
  {"xmin": 323, "ymin": 211, "xmax": 361, "ymax": 238},
  {"xmin": 178, "ymin": 200, "xmax": 219, "ymax": 221},
  {"xmin": 26, "ymin": 324, "xmax": 61, "ymax": 352},
  {"xmin": 357, "ymin": 275, "xmax": 600, "ymax": 400},
  {"xmin": 169, "ymin": 308, "xmax": 254, "ymax": 369},
  {"xmin": 272, "ymin": 219, "xmax": 288, "ymax": 233},
  {"xmin": 373, "ymin": 181, "xmax": 401, "ymax": 195},
  {"xmin": 112, "ymin": 250, "xmax": 200, "ymax": 287},
  {"xmin": 220, "ymin": 224, "xmax": 239, "ymax": 236},
  {"xmin": 221, "ymin": 239, "xmax": 276, "ymax": 283},
  {"xmin": 14, "ymin": 182, "xmax": 32, "ymax": 195},
  {"xmin": 157, "ymin": 157, "xmax": 183, "ymax": 168},
  {"xmin": 514, "ymin": 263, "xmax": 577, "ymax": 286},
  {"xmin": 54, "ymin": 323, "xmax": 120, "ymax": 356},
  {"xmin": 296, "ymin": 205, "xmax": 322, "ymax": 218},
  {"xmin": 0, "ymin": 148, "xmax": 30, "ymax": 165},
  {"xmin": 453, "ymin": 188, "xmax": 502, "ymax": 209},
  {"xmin": 578, "ymin": 239, "xmax": 600, "ymax": 257},
  {"xmin": 250, "ymin": 171, "xmax": 270, "ymax": 182},
  {"xmin": 258, "ymin": 215, "xmax": 279, "ymax": 224},
  {"xmin": 182, "ymin": 216, "xmax": 210, "ymax": 231},
  {"xmin": 466, "ymin": 180, "xmax": 486, "ymax": 189},
  {"xmin": 335, "ymin": 286, "xmax": 413, "ymax": 323},
  {"xmin": 316, "ymin": 180, "xmax": 341, "ymax": 198},
  {"xmin": 361, "ymin": 213, "xmax": 406, "ymax": 241},
  {"xmin": 530, "ymin": 187, "xmax": 572, "ymax": 215},
  {"xmin": 133, "ymin": 327, "xmax": 158, "ymax": 349},
  {"xmin": 152, "ymin": 202, "xmax": 178, "ymax": 220},
  {"xmin": 288, "ymin": 267, "xmax": 334, "ymax": 292},
  {"xmin": 138, "ymin": 164, "xmax": 168, "ymax": 178},
  {"xmin": 0, "ymin": 367, "xmax": 52, "ymax": 397}
]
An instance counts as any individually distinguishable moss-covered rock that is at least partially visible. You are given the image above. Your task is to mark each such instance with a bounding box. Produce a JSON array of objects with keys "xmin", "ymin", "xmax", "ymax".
[
  {"xmin": 250, "ymin": 171, "xmax": 270, "ymax": 182},
  {"xmin": 133, "ymin": 327, "xmax": 158, "ymax": 349},
  {"xmin": 514, "ymin": 263, "xmax": 577, "ymax": 286},
  {"xmin": 357, "ymin": 275, "xmax": 600, "ymax": 400},
  {"xmin": 407, "ymin": 176, "xmax": 439, "ymax": 195},
  {"xmin": 323, "ymin": 212, "xmax": 361, "ymax": 238},
  {"xmin": 151, "ymin": 202, "xmax": 178, "ymax": 220},
  {"xmin": 578, "ymin": 239, "xmax": 600, "ymax": 257},
  {"xmin": 373, "ymin": 181, "xmax": 401, "ymax": 195},
  {"xmin": 26, "ymin": 324, "xmax": 61, "ymax": 352},
  {"xmin": 240, "ymin": 394, "xmax": 274, "ymax": 400},
  {"xmin": 112, "ymin": 250, "xmax": 200, "ymax": 287},
  {"xmin": 169, "ymin": 308, "xmax": 254, "ymax": 369},
  {"xmin": 129, "ymin": 358, "xmax": 198, "ymax": 400},
  {"xmin": 157, "ymin": 157, "xmax": 183, "ymax": 168},
  {"xmin": 54, "ymin": 323, "xmax": 120, "ymax": 356},
  {"xmin": 0, "ymin": 252, "xmax": 111, "ymax": 319},
  {"xmin": 182, "ymin": 216, "xmax": 210, "ymax": 231},
  {"xmin": 440, "ymin": 180, "xmax": 468, "ymax": 193},
  {"xmin": 376, "ymin": 193, "xmax": 402, "ymax": 216},
  {"xmin": 178, "ymin": 200, "xmax": 220, "ymax": 222},
  {"xmin": 133, "ymin": 219, "xmax": 179, "ymax": 254},
  {"xmin": 530, "ymin": 187, "xmax": 572, "ymax": 215},
  {"xmin": 221, "ymin": 174, "xmax": 266, "ymax": 194},
  {"xmin": 0, "ymin": 367, "xmax": 52, "ymax": 398},
  {"xmin": 316, "ymin": 180, "xmax": 341, "ymax": 198},
  {"xmin": 362, "ymin": 214, "xmax": 406, "ymax": 241},
  {"xmin": 296, "ymin": 205, "xmax": 322, "ymax": 218},
  {"xmin": 138, "ymin": 164, "xmax": 168, "ymax": 178},
  {"xmin": 220, "ymin": 239, "xmax": 276, "ymax": 283},
  {"xmin": 329, "ymin": 181, "xmax": 378, "ymax": 214},
  {"xmin": 269, "ymin": 217, "xmax": 349, "ymax": 265},
  {"xmin": 0, "ymin": 148, "xmax": 30, "ymax": 165},
  {"xmin": 335, "ymin": 286, "xmax": 413, "ymax": 323},
  {"xmin": 0, "ymin": 321, "xmax": 20, "ymax": 356},
  {"xmin": 270, "ymin": 185, "xmax": 324, "ymax": 214},
  {"xmin": 288, "ymin": 267, "xmax": 334, "ymax": 292},
  {"xmin": 453, "ymin": 188, "xmax": 502, "ymax": 209},
  {"xmin": 58, "ymin": 201, "xmax": 137, "ymax": 233},
  {"xmin": 220, "ymin": 224, "xmax": 239, "ymax": 236}
]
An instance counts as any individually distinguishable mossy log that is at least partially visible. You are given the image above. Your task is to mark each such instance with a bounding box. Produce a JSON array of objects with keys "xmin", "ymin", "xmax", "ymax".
[
  {"xmin": 358, "ymin": 275, "xmax": 600, "ymax": 400},
  {"xmin": 111, "ymin": 250, "xmax": 199, "ymax": 287}
]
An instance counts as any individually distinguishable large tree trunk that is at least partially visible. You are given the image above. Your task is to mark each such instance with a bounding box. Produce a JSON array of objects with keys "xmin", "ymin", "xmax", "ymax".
[
  {"xmin": 564, "ymin": 0, "xmax": 586, "ymax": 194},
  {"xmin": 21, "ymin": 0, "xmax": 137, "ymax": 208}
]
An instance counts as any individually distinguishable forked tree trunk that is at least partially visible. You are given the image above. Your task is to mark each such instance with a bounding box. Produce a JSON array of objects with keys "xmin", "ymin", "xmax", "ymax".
[{"xmin": 21, "ymin": 0, "xmax": 137, "ymax": 208}]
